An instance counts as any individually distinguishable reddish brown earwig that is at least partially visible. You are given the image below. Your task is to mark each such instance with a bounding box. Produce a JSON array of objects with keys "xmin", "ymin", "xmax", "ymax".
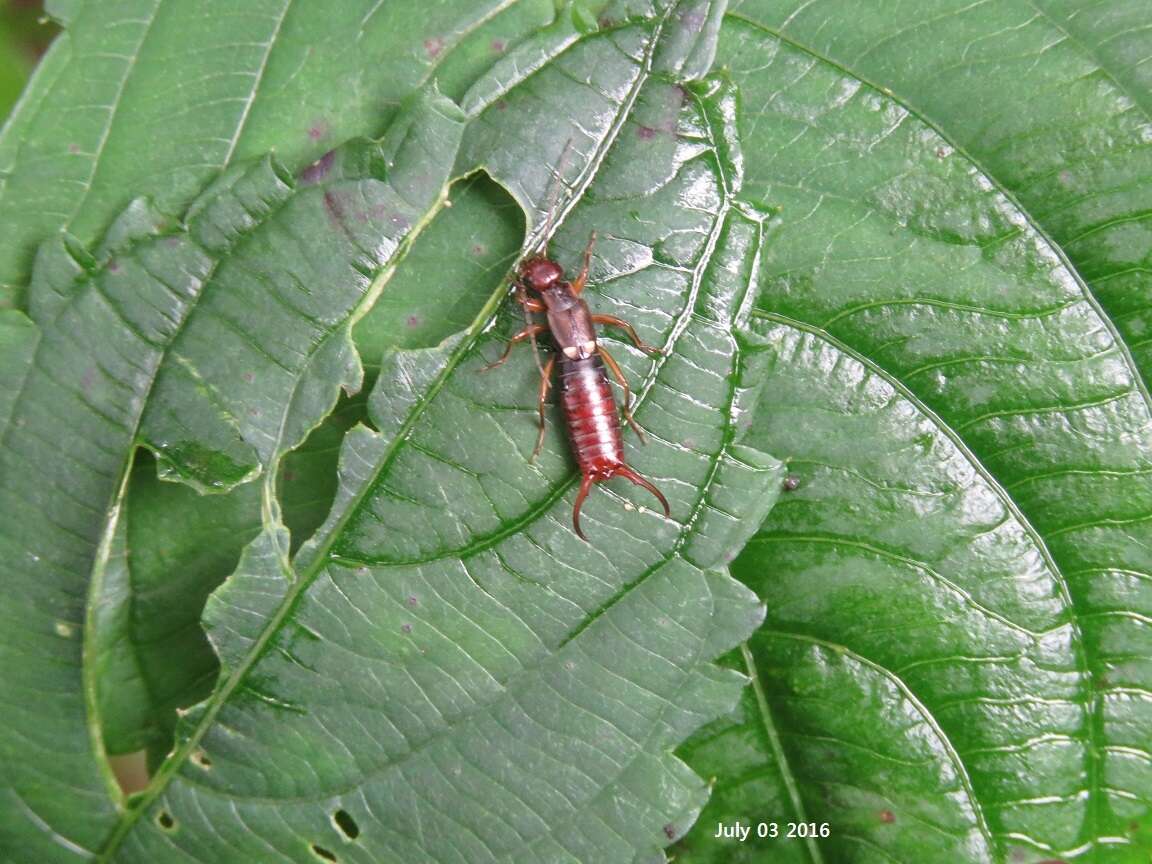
[{"xmin": 485, "ymin": 232, "xmax": 670, "ymax": 540}]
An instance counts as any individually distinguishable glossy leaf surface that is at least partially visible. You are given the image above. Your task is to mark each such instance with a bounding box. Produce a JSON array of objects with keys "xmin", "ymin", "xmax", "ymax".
[{"xmin": 674, "ymin": 14, "xmax": 1152, "ymax": 864}]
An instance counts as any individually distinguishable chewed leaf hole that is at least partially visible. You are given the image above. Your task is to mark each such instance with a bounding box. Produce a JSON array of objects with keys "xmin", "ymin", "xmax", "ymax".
[
  {"xmin": 333, "ymin": 809, "xmax": 360, "ymax": 840},
  {"xmin": 191, "ymin": 749, "xmax": 212, "ymax": 769},
  {"xmin": 156, "ymin": 810, "xmax": 177, "ymax": 832},
  {"xmin": 311, "ymin": 844, "xmax": 338, "ymax": 862}
]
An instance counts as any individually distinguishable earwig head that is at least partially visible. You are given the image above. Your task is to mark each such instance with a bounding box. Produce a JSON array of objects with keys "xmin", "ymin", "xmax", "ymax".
[{"xmin": 519, "ymin": 256, "xmax": 564, "ymax": 293}]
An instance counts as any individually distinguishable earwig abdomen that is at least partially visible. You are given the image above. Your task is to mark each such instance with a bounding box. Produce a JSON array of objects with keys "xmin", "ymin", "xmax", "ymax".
[
  {"xmin": 559, "ymin": 355, "xmax": 624, "ymax": 479},
  {"xmin": 558, "ymin": 355, "xmax": 669, "ymax": 539}
]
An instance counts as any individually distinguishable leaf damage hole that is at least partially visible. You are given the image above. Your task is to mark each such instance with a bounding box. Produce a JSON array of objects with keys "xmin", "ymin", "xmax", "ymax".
[
  {"xmin": 191, "ymin": 749, "xmax": 212, "ymax": 769},
  {"xmin": 156, "ymin": 810, "xmax": 177, "ymax": 832},
  {"xmin": 332, "ymin": 809, "xmax": 360, "ymax": 840},
  {"xmin": 311, "ymin": 843, "xmax": 338, "ymax": 862}
]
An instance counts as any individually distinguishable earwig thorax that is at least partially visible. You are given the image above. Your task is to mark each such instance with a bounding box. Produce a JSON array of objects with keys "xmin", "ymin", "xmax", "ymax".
[{"xmin": 519, "ymin": 257, "xmax": 564, "ymax": 293}]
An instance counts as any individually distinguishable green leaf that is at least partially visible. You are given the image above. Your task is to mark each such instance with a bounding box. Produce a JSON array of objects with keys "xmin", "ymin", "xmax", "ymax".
[
  {"xmin": 673, "ymin": 16, "xmax": 1152, "ymax": 863},
  {"xmin": 95, "ymin": 38, "xmax": 786, "ymax": 863},
  {"xmin": 0, "ymin": 90, "xmax": 465, "ymax": 859},
  {"xmin": 727, "ymin": 0, "xmax": 1152, "ymax": 400},
  {"xmin": 0, "ymin": 0, "xmax": 557, "ymax": 309}
]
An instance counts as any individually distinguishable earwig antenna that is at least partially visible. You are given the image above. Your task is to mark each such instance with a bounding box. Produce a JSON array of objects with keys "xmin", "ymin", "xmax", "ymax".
[{"xmin": 529, "ymin": 137, "xmax": 576, "ymax": 257}]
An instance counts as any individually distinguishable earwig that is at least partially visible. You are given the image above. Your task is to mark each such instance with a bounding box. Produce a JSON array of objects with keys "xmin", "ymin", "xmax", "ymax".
[{"xmin": 485, "ymin": 231, "xmax": 670, "ymax": 540}]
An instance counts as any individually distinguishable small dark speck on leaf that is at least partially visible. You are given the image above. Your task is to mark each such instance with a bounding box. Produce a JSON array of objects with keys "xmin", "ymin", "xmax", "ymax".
[
  {"xmin": 311, "ymin": 844, "xmax": 338, "ymax": 863},
  {"xmin": 407, "ymin": 315, "xmax": 421, "ymax": 327},
  {"xmin": 472, "ymin": 243, "xmax": 487, "ymax": 255},
  {"xmin": 407, "ymin": 595, "xmax": 419, "ymax": 607},
  {"xmin": 68, "ymin": 143, "xmax": 80, "ymax": 154},
  {"xmin": 308, "ymin": 120, "xmax": 328, "ymax": 141},
  {"xmin": 424, "ymin": 36, "xmax": 444, "ymax": 58},
  {"xmin": 936, "ymin": 147, "xmax": 948, "ymax": 158},
  {"xmin": 598, "ymin": 15, "xmax": 615, "ymax": 28},
  {"xmin": 283, "ymin": 470, "xmax": 296, "ymax": 483},
  {"xmin": 663, "ymin": 824, "xmax": 678, "ymax": 840},
  {"xmin": 107, "ymin": 259, "xmax": 120, "ymax": 273},
  {"xmin": 242, "ymin": 371, "xmax": 254, "ymax": 383},
  {"xmin": 783, "ymin": 475, "xmax": 800, "ymax": 492},
  {"xmin": 637, "ymin": 125, "xmax": 656, "ymax": 140},
  {"xmin": 156, "ymin": 811, "xmax": 176, "ymax": 831},
  {"xmin": 300, "ymin": 150, "xmax": 336, "ymax": 185},
  {"xmin": 333, "ymin": 809, "xmax": 361, "ymax": 840},
  {"xmin": 878, "ymin": 809, "xmax": 895, "ymax": 823},
  {"xmin": 356, "ymin": 567, "xmax": 369, "ymax": 577},
  {"xmin": 496, "ymin": 100, "xmax": 508, "ymax": 111},
  {"xmin": 490, "ymin": 38, "xmax": 505, "ymax": 53},
  {"xmin": 401, "ymin": 623, "xmax": 413, "ymax": 634}
]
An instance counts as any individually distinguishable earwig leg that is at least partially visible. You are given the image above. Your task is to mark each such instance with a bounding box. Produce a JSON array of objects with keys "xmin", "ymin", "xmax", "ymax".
[
  {"xmin": 516, "ymin": 286, "xmax": 546, "ymax": 313},
  {"xmin": 616, "ymin": 466, "xmax": 671, "ymax": 518},
  {"xmin": 598, "ymin": 347, "xmax": 646, "ymax": 444},
  {"xmin": 569, "ymin": 230, "xmax": 597, "ymax": 296},
  {"xmin": 515, "ymin": 282, "xmax": 549, "ymax": 378},
  {"xmin": 530, "ymin": 356, "xmax": 555, "ymax": 463},
  {"xmin": 572, "ymin": 473, "xmax": 595, "ymax": 541},
  {"xmin": 482, "ymin": 324, "xmax": 548, "ymax": 371},
  {"xmin": 591, "ymin": 314, "xmax": 662, "ymax": 356}
]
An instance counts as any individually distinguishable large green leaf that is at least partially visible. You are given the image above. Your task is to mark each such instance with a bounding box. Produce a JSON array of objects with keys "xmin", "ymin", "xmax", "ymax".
[
  {"xmin": 3, "ymin": 1, "xmax": 790, "ymax": 860},
  {"xmin": 0, "ymin": 0, "xmax": 556, "ymax": 309},
  {"xmin": 673, "ymin": 15, "xmax": 1152, "ymax": 864},
  {"xmin": 93, "ymin": 5, "xmax": 786, "ymax": 855}
]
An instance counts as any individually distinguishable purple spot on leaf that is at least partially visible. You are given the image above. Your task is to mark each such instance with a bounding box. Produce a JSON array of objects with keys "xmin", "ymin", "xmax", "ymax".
[
  {"xmin": 407, "ymin": 596, "xmax": 418, "ymax": 607},
  {"xmin": 299, "ymin": 150, "xmax": 336, "ymax": 185},
  {"xmin": 308, "ymin": 120, "xmax": 328, "ymax": 141},
  {"xmin": 424, "ymin": 36, "xmax": 444, "ymax": 58},
  {"xmin": 490, "ymin": 38, "xmax": 505, "ymax": 53},
  {"xmin": 401, "ymin": 623, "xmax": 413, "ymax": 634},
  {"xmin": 407, "ymin": 315, "xmax": 421, "ymax": 328},
  {"xmin": 637, "ymin": 125, "xmax": 656, "ymax": 140},
  {"xmin": 107, "ymin": 260, "xmax": 120, "ymax": 273}
]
